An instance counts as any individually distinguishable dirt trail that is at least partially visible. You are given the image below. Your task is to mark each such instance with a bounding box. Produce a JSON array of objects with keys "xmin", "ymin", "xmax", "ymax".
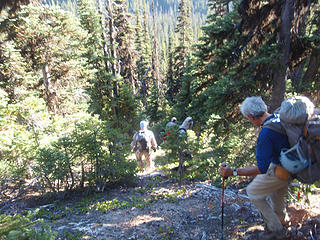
[
  {"xmin": 39, "ymin": 171, "xmax": 320, "ymax": 240},
  {"xmin": 1, "ymin": 169, "xmax": 320, "ymax": 239}
]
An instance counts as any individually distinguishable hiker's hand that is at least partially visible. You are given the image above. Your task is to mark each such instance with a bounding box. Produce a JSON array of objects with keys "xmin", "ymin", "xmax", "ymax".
[{"xmin": 220, "ymin": 165, "xmax": 232, "ymax": 177}]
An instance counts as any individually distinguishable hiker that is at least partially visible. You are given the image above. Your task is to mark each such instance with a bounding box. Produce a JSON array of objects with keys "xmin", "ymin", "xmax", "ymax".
[
  {"xmin": 220, "ymin": 96, "xmax": 290, "ymax": 240},
  {"xmin": 178, "ymin": 116, "xmax": 193, "ymax": 135},
  {"xmin": 162, "ymin": 117, "xmax": 178, "ymax": 141},
  {"xmin": 166, "ymin": 117, "xmax": 177, "ymax": 128},
  {"xmin": 131, "ymin": 120, "xmax": 157, "ymax": 171}
]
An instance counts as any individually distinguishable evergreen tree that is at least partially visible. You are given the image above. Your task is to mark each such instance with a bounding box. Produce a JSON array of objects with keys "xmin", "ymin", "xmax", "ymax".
[
  {"xmin": 166, "ymin": 0, "xmax": 192, "ymax": 104},
  {"xmin": 1, "ymin": 4, "xmax": 87, "ymax": 114},
  {"xmin": 104, "ymin": 0, "xmax": 138, "ymax": 126},
  {"xmin": 174, "ymin": 56, "xmax": 193, "ymax": 120},
  {"xmin": 134, "ymin": 1, "xmax": 143, "ymax": 92},
  {"xmin": 0, "ymin": 40, "xmax": 34, "ymax": 103},
  {"xmin": 187, "ymin": 0, "xmax": 320, "ymax": 128},
  {"xmin": 141, "ymin": 1, "xmax": 153, "ymax": 105},
  {"xmin": 77, "ymin": 0, "xmax": 110, "ymax": 118},
  {"xmin": 151, "ymin": 0, "xmax": 160, "ymax": 90},
  {"xmin": 113, "ymin": 0, "xmax": 137, "ymax": 89},
  {"xmin": 134, "ymin": 0, "xmax": 152, "ymax": 105},
  {"xmin": 165, "ymin": 33, "xmax": 176, "ymax": 104},
  {"xmin": 146, "ymin": 84, "xmax": 160, "ymax": 123}
]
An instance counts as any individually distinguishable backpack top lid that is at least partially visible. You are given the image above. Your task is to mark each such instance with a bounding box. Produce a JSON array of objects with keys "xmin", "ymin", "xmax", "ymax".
[{"xmin": 279, "ymin": 96, "xmax": 315, "ymax": 124}]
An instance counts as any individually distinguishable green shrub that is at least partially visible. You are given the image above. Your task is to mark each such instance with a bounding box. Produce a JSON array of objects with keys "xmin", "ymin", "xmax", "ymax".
[
  {"xmin": 34, "ymin": 118, "xmax": 137, "ymax": 195},
  {"xmin": 0, "ymin": 213, "xmax": 56, "ymax": 240}
]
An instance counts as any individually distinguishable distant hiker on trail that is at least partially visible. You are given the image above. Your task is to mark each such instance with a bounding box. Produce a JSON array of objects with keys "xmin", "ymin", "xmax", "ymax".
[
  {"xmin": 162, "ymin": 117, "xmax": 178, "ymax": 141},
  {"xmin": 178, "ymin": 116, "xmax": 193, "ymax": 136},
  {"xmin": 166, "ymin": 117, "xmax": 177, "ymax": 128},
  {"xmin": 131, "ymin": 121, "xmax": 157, "ymax": 171},
  {"xmin": 220, "ymin": 96, "xmax": 290, "ymax": 240}
]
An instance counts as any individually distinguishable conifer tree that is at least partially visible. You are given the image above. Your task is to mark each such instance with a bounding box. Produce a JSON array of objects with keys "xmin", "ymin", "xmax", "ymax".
[
  {"xmin": 134, "ymin": 1, "xmax": 143, "ymax": 92},
  {"xmin": 166, "ymin": 0, "xmax": 192, "ymax": 105},
  {"xmin": 134, "ymin": 1, "xmax": 152, "ymax": 105},
  {"xmin": 151, "ymin": 0, "xmax": 160, "ymax": 90},
  {"xmin": 141, "ymin": 1, "xmax": 153, "ymax": 105},
  {"xmin": 166, "ymin": 33, "xmax": 177, "ymax": 104},
  {"xmin": 77, "ymin": 0, "xmax": 110, "ymax": 118},
  {"xmin": 147, "ymin": 85, "xmax": 161, "ymax": 123},
  {"xmin": 105, "ymin": 0, "xmax": 119, "ymax": 100},
  {"xmin": 188, "ymin": 0, "xmax": 320, "ymax": 127},
  {"xmin": 103, "ymin": 0, "xmax": 138, "ymax": 125},
  {"xmin": 113, "ymin": 0, "xmax": 137, "ymax": 90},
  {"xmin": 174, "ymin": 56, "xmax": 193, "ymax": 119},
  {"xmin": 1, "ymin": 4, "xmax": 87, "ymax": 114}
]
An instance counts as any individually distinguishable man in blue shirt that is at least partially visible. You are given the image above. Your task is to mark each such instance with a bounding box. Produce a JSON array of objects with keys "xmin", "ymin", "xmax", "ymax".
[{"xmin": 220, "ymin": 96, "xmax": 290, "ymax": 240}]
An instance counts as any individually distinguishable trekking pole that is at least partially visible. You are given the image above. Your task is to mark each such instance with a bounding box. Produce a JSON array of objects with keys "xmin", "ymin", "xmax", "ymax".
[{"xmin": 221, "ymin": 162, "xmax": 227, "ymax": 240}]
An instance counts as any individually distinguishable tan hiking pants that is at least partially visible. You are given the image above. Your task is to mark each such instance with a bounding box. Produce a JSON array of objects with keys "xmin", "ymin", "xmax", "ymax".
[
  {"xmin": 135, "ymin": 151, "xmax": 154, "ymax": 171},
  {"xmin": 246, "ymin": 163, "xmax": 289, "ymax": 232}
]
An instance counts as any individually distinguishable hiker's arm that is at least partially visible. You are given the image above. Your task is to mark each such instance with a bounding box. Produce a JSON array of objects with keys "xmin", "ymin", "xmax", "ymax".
[
  {"xmin": 130, "ymin": 133, "xmax": 137, "ymax": 150},
  {"xmin": 220, "ymin": 165, "xmax": 261, "ymax": 177},
  {"xmin": 150, "ymin": 133, "xmax": 157, "ymax": 150},
  {"xmin": 236, "ymin": 166, "xmax": 261, "ymax": 176}
]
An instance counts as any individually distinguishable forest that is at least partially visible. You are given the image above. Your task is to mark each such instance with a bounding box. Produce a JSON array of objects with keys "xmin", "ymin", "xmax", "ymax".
[{"xmin": 0, "ymin": 0, "xmax": 320, "ymax": 239}]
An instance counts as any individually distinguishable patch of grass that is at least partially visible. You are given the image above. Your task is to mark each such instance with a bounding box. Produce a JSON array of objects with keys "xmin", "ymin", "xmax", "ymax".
[
  {"xmin": 158, "ymin": 225, "xmax": 176, "ymax": 239},
  {"xmin": 91, "ymin": 188, "xmax": 187, "ymax": 213},
  {"xmin": 64, "ymin": 230, "xmax": 86, "ymax": 240}
]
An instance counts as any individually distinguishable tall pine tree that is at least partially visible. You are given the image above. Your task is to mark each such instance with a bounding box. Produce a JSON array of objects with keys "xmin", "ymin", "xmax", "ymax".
[{"xmin": 166, "ymin": 0, "xmax": 192, "ymax": 105}]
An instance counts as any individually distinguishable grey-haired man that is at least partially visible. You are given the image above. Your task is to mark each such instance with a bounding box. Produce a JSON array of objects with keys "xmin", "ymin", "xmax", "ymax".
[{"xmin": 220, "ymin": 96, "xmax": 290, "ymax": 240}]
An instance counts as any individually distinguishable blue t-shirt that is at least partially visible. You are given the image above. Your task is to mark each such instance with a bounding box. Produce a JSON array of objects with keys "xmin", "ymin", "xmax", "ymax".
[{"xmin": 256, "ymin": 114, "xmax": 290, "ymax": 174}]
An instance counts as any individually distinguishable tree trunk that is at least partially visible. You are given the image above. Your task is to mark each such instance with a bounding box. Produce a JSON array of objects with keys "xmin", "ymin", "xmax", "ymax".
[
  {"xmin": 301, "ymin": 48, "xmax": 320, "ymax": 92},
  {"xmin": 270, "ymin": 0, "xmax": 294, "ymax": 112},
  {"xmin": 42, "ymin": 64, "xmax": 57, "ymax": 114},
  {"xmin": 97, "ymin": 0, "xmax": 110, "ymax": 73},
  {"xmin": 105, "ymin": 0, "xmax": 118, "ymax": 98},
  {"xmin": 151, "ymin": 0, "xmax": 160, "ymax": 90},
  {"xmin": 289, "ymin": 59, "xmax": 306, "ymax": 91},
  {"xmin": 105, "ymin": 0, "xmax": 119, "ymax": 121}
]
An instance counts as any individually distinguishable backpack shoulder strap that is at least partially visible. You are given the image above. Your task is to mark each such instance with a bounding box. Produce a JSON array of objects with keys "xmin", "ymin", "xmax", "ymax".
[
  {"xmin": 179, "ymin": 127, "xmax": 187, "ymax": 132},
  {"xmin": 263, "ymin": 118, "xmax": 286, "ymax": 135}
]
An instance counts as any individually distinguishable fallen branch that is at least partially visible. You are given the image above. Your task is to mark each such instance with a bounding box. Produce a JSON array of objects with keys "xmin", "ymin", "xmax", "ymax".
[{"xmin": 0, "ymin": 174, "xmax": 41, "ymax": 209}]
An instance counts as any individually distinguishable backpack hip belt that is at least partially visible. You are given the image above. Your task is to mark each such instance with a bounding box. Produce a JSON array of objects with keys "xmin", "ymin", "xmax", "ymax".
[{"xmin": 274, "ymin": 166, "xmax": 292, "ymax": 181}]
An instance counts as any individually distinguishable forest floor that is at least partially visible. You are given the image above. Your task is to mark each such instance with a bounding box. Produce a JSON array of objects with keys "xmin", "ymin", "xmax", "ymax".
[{"xmin": 1, "ymin": 168, "xmax": 320, "ymax": 240}]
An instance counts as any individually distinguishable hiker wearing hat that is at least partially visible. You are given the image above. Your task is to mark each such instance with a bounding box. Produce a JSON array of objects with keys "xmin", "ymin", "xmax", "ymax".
[
  {"xmin": 220, "ymin": 96, "xmax": 290, "ymax": 240},
  {"xmin": 166, "ymin": 117, "xmax": 177, "ymax": 128},
  {"xmin": 161, "ymin": 117, "xmax": 178, "ymax": 142},
  {"xmin": 131, "ymin": 121, "xmax": 157, "ymax": 171}
]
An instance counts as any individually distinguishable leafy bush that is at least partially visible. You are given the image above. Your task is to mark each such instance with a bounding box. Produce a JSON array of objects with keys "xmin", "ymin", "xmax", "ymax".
[
  {"xmin": 35, "ymin": 142, "xmax": 76, "ymax": 195},
  {"xmin": 34, "ymin": 118, "xmax": 137, "ymax": 195}
]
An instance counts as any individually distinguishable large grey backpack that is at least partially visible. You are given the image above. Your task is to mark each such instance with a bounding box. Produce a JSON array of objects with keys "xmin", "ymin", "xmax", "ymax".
[{"xmin": 264, "ymin": 96, "xmax": 320, "ymax": 184}]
